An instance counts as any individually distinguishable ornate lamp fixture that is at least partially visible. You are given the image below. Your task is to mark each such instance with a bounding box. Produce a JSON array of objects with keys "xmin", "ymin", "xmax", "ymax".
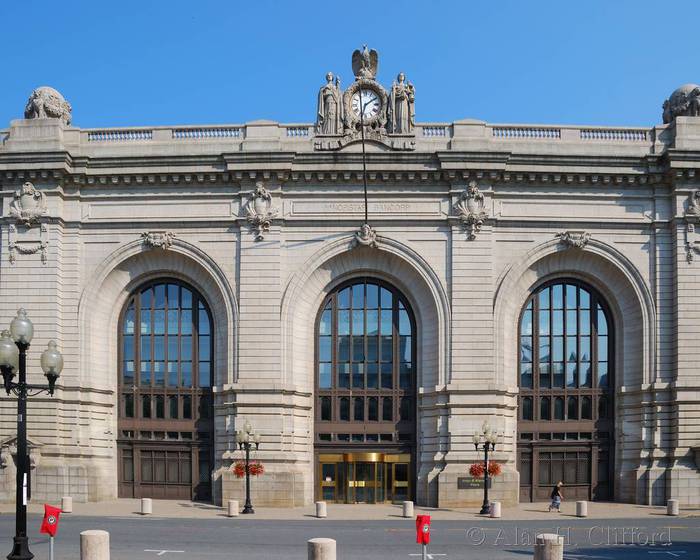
[
  {"xmin": 472, "ymin": 420, "xmax": 499, "ymax": 515},
  {"xmin": 0, "ymin": 309, "xmax": 64, "ymax": 560},
  {"xmin": 235, "ymin": 420, "xmax": 261, "ymax": 514}
]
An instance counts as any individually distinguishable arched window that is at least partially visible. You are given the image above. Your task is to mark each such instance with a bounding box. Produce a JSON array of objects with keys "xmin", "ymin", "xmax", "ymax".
[
  {"xmin": 517, "ymin": 279, "xmax": 614, "ymax": 501},
  {"xmin": 118, "ymin": 279, "xmax": 214, "ymax": 501},
  {"xmin": 315, "ymin": 278, "xmax": 416, "ymax": 446}
]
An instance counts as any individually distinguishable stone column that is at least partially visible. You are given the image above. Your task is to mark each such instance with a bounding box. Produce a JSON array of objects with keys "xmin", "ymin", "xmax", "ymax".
[
  {"xmin": 534, "ymin": 533, "xmax": 563, "ymax": 560},
  {"xmin": 667, "ymin": 499, "xmax": 679, "ymax": 516},
  {"xmin": 576, "ymin": 501, "xmax": 587, "ymax": 517},
  {"xmin": 308, "ymin": 538, "xmax": 336, "ymax": 560},
  {"xmin": 315, "ymin": 501, "xmax": 327, "ymax": 518},
  {"xmin": 80, "ymin": 530, "xmax": 110, "ymax": 560},
  {"xmin": 402, "ymin": 501, "xmax": 414, "ymax": 517},
  {"xmin": 227, "ymin": 500, "xmax": 239, "ymax": 517},
  {"xmin": 61, "ymin": 496, "xmax": 73, "ymax": 513},
  {"xmin": 140, "ymin": 498, "xmax": 152, "ymax": 515},
  {"xmin": 489, "ymin": 501, "xmax": 501, "ymax": 518}
]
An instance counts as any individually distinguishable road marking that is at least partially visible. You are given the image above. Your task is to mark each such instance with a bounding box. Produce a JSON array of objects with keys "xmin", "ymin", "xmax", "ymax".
[
  {"xmin": 408, "ymin": 554, "xmax": 446, "ymax": 559},
  {"xmin": 144, "ymin": 550, "xmax": 185, "ymax": 557},
  {"xmin": 564, "ymin": 555, "xmax": 617, "ymax": 559},
  {"xmin": 648, "ymin": 552, "xmax": 687, "ymax": 558}
]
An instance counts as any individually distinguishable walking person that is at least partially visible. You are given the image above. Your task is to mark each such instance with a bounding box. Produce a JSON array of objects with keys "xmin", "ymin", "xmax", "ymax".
[{"xmin": 548, "ymin": 482, "xmax": 564, "ymax": 512}]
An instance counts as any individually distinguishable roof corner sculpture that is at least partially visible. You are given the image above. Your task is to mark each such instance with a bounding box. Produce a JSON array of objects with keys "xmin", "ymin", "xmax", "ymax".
[
  {"xmin": 315, "ymin": 46, "xmax": 415, "ymax": 151},
  {"xmin": 662, "ymin": 83, "xmax": 700, "ymax": 123},
  {"xmin": 24, "ymin": 86, "xmax": 72, "ymax": 126}
]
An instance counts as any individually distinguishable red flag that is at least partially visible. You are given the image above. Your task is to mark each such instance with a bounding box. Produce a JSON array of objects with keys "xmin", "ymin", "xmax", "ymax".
[
  {"xmin": 40, "ymin": 504, "xmax": 61, "ymax": 537},
  {"xmin": 415, "ymin": 514, "xmax": 431, "ymax": 544}
]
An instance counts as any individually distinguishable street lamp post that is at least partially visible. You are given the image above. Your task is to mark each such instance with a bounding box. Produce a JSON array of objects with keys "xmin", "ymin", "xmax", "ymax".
[
  {"xmin": 472, "ymin": 421, "xmax": 498, "ymax": 516},
  {"xmin": 0, "ymin": 309, "xmax": 64, "ymax": 560},
  {"xmin": 235, "ymin": 420, "xmax": 260, "ymax": 514}
]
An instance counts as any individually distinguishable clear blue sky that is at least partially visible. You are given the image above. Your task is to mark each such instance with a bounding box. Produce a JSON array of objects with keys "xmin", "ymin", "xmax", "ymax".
[{"xmin": 2, "ymin": 0, "xmax": 699, "ymax": 128}]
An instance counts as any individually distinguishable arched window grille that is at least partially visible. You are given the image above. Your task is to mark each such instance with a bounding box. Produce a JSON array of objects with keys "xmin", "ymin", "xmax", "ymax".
[{"xmin": 315, "ymin": 278, "xmax": 416, "ymax": 446}]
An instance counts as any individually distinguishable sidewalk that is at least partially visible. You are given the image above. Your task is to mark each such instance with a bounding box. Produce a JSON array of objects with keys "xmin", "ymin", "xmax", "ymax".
[{"xmin": 1, "ymin": 499, "xmax": 696, "ymax": 520}]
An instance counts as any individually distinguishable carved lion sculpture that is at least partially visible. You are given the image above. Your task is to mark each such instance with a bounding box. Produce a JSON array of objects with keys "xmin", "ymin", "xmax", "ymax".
[{"xmin": 24, "ymin": 86, "xmax": 72, "ymax": 126}]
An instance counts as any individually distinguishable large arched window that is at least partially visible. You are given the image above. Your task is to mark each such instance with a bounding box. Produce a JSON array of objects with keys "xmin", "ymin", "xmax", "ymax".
[
  {"xmin": 315, "ymin": 278, "xmax": 416, "ymax": 446},
  {"xmin": 517, "ymin": 279, "xmax": 614, "ymax": 502},
  {"xmin": 118, "ymin": 279, "xmax": 214, "ymax": 501}
]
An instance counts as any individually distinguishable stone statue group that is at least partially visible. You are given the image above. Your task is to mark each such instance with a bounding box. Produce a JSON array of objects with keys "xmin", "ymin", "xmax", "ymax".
[{"xmin": 316, "ymin": 46, "xmax": 415, "ymax": 136}]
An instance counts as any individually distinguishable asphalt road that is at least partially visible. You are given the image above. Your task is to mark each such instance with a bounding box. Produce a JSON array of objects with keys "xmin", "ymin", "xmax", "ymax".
[{"xmin": 0, "ymin": 514, "xmax": 698, "ymax": 559}]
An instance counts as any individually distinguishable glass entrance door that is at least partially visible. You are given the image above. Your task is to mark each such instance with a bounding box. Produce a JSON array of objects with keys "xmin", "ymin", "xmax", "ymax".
[
  {"xmin": 350, "ymin": 462, "xmax": 376, "ymax": 503},
  {"xmin": 317, "ymin": 452, "xmax": 411, "ymax": 503}
]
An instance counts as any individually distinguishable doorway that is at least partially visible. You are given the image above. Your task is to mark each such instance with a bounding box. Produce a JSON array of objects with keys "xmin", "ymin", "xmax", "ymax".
[{"xmin": 317, "ymin": 452, "xmax": 411, "ymax": 503}]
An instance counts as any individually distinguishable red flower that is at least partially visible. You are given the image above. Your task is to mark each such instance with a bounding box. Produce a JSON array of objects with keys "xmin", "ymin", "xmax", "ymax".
[
  {"xmin": 248, "ymin": 461, "xmax": 265, "ymax": 476},
  {"xmin": 230, "ymin": 460, "xmax": 265, "ymax": 478},
  {"xmin": 469, "ymin": 462, "xmax": 502, "ymax": 478},
  {"xmin": 232, "ymin": 461, "xmax": 246, "ymax": 478}
]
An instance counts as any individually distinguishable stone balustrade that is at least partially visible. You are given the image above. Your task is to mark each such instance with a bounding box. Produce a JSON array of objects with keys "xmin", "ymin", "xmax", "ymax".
[
  {"xmin": 285, "ymin": 126, "xmax": 310, "ymax": 137},
  {"xmin": 492, "ymin": 126, "xmax": 562, "ymax": 139},
  {"xmin": 6, "ymin": 119, "xmax": 664, "ymax": 160},
  {"xmin": 580, "ymin": 128, "xmax": 649, "ymax": 141},
  {"xmin": 87, "ymin": 129, "xmax": 153, "ymax": 142},
  {"xmin": 172, "ymin": 127, "xmax": 242, "ymax": 139}
]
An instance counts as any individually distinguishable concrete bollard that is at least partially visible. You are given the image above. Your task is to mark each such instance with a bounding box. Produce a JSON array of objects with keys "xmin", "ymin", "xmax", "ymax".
[
  {"xmin": 140, "ymin": 497, "xmax": 152, "ymax": 515},
  {"xmin": 576, "ymin": 501, "xmax": 588, "ymax": 517},
  {"xmin": 315, "ymin": 501, "xmax": 327, "ymax": 518},
  {"xmin": 308, "ymin": 538, "xmax": 336, "ymax": 560},
  {"xmin": 667, "ymin": 499, "xmax": 679, "ymax": 516},
  {"xmin": 402, "ymin": 501, "xmax": 414, "ymax": 518},
  {"xmin": 534, "ymin": 533, "xmax": 564, "ymax": 560},
  {"xmin": 80, "ymin": 530, "xmax": 110, "ymax": 560},
  {"xmin": 227, "ymin": 500, "xmax": 239, "ymax": 517},
  {"xmin": 489, "ymin": 501, "xmax": 501, "ymax": 518},
  {"xmin": 61, "ymin": 496, "xmax": 73, "ymax": 513}
]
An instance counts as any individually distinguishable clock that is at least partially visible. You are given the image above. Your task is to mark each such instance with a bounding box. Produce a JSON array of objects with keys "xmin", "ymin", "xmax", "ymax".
[{"xmin": 351, "ymin": 89, "xmax": 381, "ymax": 121}]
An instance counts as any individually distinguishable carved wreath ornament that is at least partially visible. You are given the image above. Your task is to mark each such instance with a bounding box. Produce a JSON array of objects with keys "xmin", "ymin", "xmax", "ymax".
[
  {"xmin": 685, "ymin": 190, "xmax": 700, "ymax": 263},
  {"xmin": 453, "ymin": 181, "xmax": 488, "ymax": 240},
  {"xmin": 8, "ymin": 224, "xmax": 48, "ymax": 264},
  {"xmin": 556, "ymin": 231, "xmax": 591, "ymax": 249},
  {"xmin": 141, "ymin": 231, "xmax": 176, "ymax": 250},
  {"xmin": 245, "ymin": 182, "xmax": 278, "ymax": 241}
]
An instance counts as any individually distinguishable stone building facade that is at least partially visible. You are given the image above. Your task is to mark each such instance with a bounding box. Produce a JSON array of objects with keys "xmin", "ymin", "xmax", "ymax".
[{"xmin": 1, "ymin": 52, "xmax": 700, "ymax": 508}]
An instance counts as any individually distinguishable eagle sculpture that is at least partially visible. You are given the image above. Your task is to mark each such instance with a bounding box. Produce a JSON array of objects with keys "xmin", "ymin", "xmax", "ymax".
[{"xmin": 352, "ymin": 45, "xmax": 378, "ymax": 80}]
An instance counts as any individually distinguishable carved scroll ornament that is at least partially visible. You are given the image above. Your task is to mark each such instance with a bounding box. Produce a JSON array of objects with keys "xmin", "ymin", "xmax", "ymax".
[
  {"xmin": 245, "ymin": 182, "xmax": 279, "ymax": 241},
  {"xmin": 9, "ymin": 182, "xmax": 47, "ymax": 227},
  {"xmin": 453, "ymin": 181, "xmax": 488, "ymax": 240}
]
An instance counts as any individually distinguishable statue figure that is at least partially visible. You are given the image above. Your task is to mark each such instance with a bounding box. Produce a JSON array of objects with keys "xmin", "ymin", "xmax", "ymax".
[
  {"xmin": 663, "ymin": 84, "xmax": 700, "ymax": 123},
  {"xmin": 351, "ymin": 45, "xmax": 378, "ymax": 80},
  {"xmin": 316, "ymin": 72, "xmax": 343, "ymax": 135},
  {"xmin": 389, "ymin": 73, "xmax": 415, "ymax": 134},
  {"xmin": 353, "ymin": 223, "xmax": 378, "ymax": 248},
  {"xmin": 24, "ymin": 86, "xmax": 72, "ymax": 126}
]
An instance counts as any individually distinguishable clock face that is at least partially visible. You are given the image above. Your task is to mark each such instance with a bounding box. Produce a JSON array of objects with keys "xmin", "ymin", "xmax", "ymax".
[{"xmin": 351, "ymin": 89, "xmax": 381, "ymax": 120}]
